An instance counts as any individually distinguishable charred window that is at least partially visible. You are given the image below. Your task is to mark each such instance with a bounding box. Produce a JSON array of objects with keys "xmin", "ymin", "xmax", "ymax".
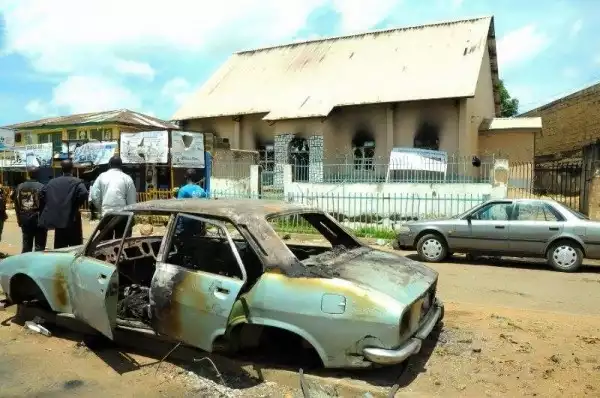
[
  {"xmin": 413, "ymin": 122, "xmax": 440, "ymax": 150},
  {"xmin": 268, "ymin": 212, "xmax": 362, "ymax": 261},
  {"xmin": 289, "ymin": 137, "xmax": 309, "ymax": 182},
  {"xmin": 165, "ymin": 214, "xmax": 244, "ymax": 280},
  {"xmin": 352, "ymin": 129, "xmax": 375, "ymax": 170},
  {"xmin": 86, "ymin": 213, "xmax": 134, "ymax": 264},
  {"xmin": 257, "ymin": 143, "xmax": 275, "ymax": 186}
]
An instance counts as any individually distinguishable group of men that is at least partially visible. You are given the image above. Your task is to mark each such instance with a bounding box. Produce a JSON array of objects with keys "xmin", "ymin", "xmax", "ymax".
[
  {"xmin": 7, "ymin": 156, "xmax": 207, "ymax": 253},
  {"xmin": 11, "ymin": 155, "xmax": 137, "ymax": 253}
]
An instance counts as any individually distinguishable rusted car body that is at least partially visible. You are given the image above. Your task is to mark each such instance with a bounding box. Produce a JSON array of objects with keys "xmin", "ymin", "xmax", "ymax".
[{"xmin": 0, "ymin": 199, "xmax": 443, "ymax": 368}]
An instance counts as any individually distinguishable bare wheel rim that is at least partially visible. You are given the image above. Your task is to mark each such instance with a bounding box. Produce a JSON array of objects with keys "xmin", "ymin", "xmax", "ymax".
[
  {"xmin": 422, "ymin": 238, "xmax": 443, "ymax": 260},
  {"xmin": 553, "ymin": 245, "xmax": 578, "ymax": 268}
]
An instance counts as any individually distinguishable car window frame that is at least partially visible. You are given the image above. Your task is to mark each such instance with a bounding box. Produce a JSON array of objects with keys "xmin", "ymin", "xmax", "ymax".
[
  {"xmin": 512, "ymin": 201, "xmax": 565, "ymax": 222},
  {"xmin": 160, "ymin": 212, "xmax": 248, "ymax": 283},
  {"xmin": 464, "ymin": 201, "xmax": 514, "ymax": 221},
  {"xmin": 81, "ymin": 211, "xmax": 134, "ymax": 264}
]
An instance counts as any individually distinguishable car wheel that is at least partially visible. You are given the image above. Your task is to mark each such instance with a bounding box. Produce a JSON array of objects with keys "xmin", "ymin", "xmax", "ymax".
[
  {"xmin": 547, "ymin": 241, "xmax": 583, "ymax": 272},
  {"xmin": 416, "ymin": 234, "xmax": 448, "ymax": 262}
]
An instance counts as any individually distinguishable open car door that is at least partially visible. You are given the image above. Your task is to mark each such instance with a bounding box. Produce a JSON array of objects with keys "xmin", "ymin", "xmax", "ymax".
[
  {"xmin": 68, "ymin": 212, "xmax": 133, "ymax": 339},
  {"xmin": 150, "ymin": 214, "xmax": 247, "ymax": 351}
]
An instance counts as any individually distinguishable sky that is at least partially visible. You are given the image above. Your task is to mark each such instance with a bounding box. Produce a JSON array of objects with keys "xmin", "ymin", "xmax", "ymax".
[{"xmin": 0, "ymin": 0, "xmax": 598, "ymax": 126}]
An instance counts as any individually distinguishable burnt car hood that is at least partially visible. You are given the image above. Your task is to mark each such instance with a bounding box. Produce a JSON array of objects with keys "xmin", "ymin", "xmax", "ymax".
[{"xmin": 306, "ymin": 248, "xmax": 438, "ymax": 305}]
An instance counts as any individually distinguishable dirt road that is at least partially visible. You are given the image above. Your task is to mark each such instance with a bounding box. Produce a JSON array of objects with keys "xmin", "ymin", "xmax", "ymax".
[{"xmin": 0, "ymin": 220, "xmax": 599, "ymax": 397}]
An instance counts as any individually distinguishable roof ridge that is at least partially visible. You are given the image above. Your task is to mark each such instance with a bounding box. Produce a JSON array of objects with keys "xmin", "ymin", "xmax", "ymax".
[{"xmin": 236, "ymin": 15, "xmax": 493, "ymax": 55}]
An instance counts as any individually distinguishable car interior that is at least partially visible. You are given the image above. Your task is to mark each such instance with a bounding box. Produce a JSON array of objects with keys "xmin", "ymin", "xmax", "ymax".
[{"xmin": 86, "ymin": 213, "xmax": 264, "ymax": 327}]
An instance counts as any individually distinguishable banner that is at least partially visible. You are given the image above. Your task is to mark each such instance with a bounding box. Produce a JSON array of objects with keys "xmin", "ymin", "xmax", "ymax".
[
  {"xmin": 9, "ymin": 143, "xmax": 53, "ymax": 168},
  {"xmin": 120, "ymin": 131, "xmax": 168, "ymax": 164},
  {"xmin": 388, "ymin": 147, "xmax": 448, "ymax": 173},
  {"xmin": 0, "ymin": 129, "xmax": 15, "ymax": 151},
  {"xmin": 72, "ymin": 141, "xmax": 118, "ymax": 166},
  {"xmin": 171, "ymin": 131, "xmax": 205, "ymax": 168}
]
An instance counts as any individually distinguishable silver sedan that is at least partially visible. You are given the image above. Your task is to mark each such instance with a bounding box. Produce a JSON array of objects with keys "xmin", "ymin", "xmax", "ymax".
[{"xmin": 394, "ymin": 198, "xmax": 600, "ymax": 272}]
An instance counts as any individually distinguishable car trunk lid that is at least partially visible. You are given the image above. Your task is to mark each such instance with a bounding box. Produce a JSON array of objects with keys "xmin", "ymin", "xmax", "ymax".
[{"xmin": 304, "ymin": 247, "xmax": 437, "ymax": 304}]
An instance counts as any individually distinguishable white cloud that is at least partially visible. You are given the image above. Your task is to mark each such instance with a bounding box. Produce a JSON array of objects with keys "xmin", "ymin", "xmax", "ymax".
[
  {"xmin": 0, "ymin": 0, "xmax": 347, "ymax": 75},
  {"xmin": 113, "ymin": 59, "xmax": 155, "ymax": 80},
  {"xmin": 52, "ymin": 76, "xmax": 141, "ymax": 114},
  {"xmin": 25, "ymin": 76, "xmax": 142, "ymax": 116},
  {"xmin": 497, "ymin": 25, "xmax": 550, "ymax": 69},
  {"xmin": 25, "ymin": 99, "xmax": 48, "ymax": 116},
  {"xmin": 331, "ymin": 0, "xmax": 399, "ymax": 33},
  {"xmin": 2, "ymin": 0, "xmax": 401, "ymax": 114},
  {"xmin": 570, "ymin": 19, "xmax": 583, "ymax": 37},
  {"xmin": 161, "ymin": 78, "xmax": 194, "ymax": 106}
]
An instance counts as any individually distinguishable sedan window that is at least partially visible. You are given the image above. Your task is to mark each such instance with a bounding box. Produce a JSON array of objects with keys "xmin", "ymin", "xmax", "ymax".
[
  {"xmin": 513, "ymin": 202, "xmax": 563, "ymax": 222},
  {"xmin": 471, "ymin": 202, "xmax": 513, "ymax": 221}
]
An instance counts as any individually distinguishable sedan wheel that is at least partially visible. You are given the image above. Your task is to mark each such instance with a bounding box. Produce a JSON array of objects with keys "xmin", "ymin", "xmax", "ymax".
[
  {"xmin": 547, "ymin": 241, "xmax": 583, "ymax": 272},
  {"xmin": 417, "ymin": 234, "xmax": 448, "ymax": 263}
]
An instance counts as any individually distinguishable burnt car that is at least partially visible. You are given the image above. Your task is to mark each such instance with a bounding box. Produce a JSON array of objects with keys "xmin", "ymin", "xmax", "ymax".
[{"xmin": 0, "ymin": 199, "xmax": 443, "ymax": 368}]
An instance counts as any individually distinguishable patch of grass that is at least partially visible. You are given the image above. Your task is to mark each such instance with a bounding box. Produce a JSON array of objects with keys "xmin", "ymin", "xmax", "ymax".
[{"xmin": 352, "ymin": 226, "xmax": 396, "ymax": 239}]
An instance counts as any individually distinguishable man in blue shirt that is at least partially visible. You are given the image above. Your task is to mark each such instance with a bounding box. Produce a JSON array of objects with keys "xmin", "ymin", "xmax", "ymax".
[
  {"xmin": 175, "ymin": 169, "xmax": 207, "ymax": 240},
  {"xmin": 177, "ymin": 169, "xmax": 207, "ymax": 199}
]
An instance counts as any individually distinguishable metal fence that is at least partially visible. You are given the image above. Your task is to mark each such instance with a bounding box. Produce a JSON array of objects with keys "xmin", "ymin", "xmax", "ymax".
[
  {"xmin": 507, "ymin": 160, "xmax": 590, "ymax": 213},
  {"xmin": 288, "ymin": 156, "xmax": 495, "ymax": 184},
  {"xmin": 210, "ymin": 189, "xmax": 487, "ymax": 234},
  {"xmin": 214, "ymin": 154, "xmax": 497, "ymax": 186}
]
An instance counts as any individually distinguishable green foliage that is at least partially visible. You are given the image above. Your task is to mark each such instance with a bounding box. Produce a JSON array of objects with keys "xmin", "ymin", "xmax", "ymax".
[{"xmin": 498, "ymin": 79, "xmax": 519, "ymax": 117}]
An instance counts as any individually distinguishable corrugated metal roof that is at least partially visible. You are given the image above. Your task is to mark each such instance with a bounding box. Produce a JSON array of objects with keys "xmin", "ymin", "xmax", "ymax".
[
  {"xmin": 479, "ymin": 117, "xmax": 542, "ymax": 132},
  {"xmin": 173, "ymin": 16, "xmax": 498, "ymax": 121},
  {"xmin": 5, "ymin": 109, "xmax": 179, "ymax": 130}
]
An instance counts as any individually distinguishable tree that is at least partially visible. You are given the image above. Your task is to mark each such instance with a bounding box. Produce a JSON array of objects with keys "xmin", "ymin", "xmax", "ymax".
[{"xmin": 498, "ymin": 79, "xmax": 519, "ymax": 117}]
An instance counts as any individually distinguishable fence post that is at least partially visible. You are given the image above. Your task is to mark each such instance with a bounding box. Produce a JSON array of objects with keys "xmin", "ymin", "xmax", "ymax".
[
  {"xmin": 282, "ymin": 164, "xmax": 293, "ymax": 199},
  {"xmin": 250, "ymin": 165, "xmax": 260, "ymax": 198}
]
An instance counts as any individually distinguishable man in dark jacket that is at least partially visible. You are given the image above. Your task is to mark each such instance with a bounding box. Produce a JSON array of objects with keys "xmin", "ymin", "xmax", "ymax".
[
  {"xmin": 0, "ymin": 185, "xmax": 8, "ymax": 242},
  {"xmin": 39, "ymin": 160, "xmax": 88, "ymax": 249},
  {"xmin": 11, "ymin": 167, "xmax": 47, "ymax": 252}
]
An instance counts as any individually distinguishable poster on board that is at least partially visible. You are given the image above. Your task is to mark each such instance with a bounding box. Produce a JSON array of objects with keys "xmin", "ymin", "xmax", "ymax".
[
  {"xmin": 0, "ymin": 129, "xmax": 15, "ymax": 150},
  {"xmin": 171, "ymin": 131, "xmax": 205, "ymax": 168},
  {"xmin": 9, "ymin": 143, "xmax": 53, "ymax": 168},
  {"xmin": 120, "ymin": 131, "xmax": 168, "ymax": 164},
  {"xmin": 72, "ymin": 141, "xmax": 118, "ymax": 166}
]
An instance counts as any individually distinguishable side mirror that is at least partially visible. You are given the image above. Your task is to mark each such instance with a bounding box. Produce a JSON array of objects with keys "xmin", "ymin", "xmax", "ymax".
[{"xmin": 465, "ymin": 214, "xmax": 472, "ymax": 223}]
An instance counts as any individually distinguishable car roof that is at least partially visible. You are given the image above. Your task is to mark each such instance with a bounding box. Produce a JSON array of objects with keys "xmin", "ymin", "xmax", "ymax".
[{"xmin": 124, "ymin": 198, "xmax": 317, "ymax": 221}]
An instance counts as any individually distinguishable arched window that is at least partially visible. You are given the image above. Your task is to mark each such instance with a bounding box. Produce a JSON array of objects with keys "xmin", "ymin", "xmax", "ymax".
[{"xmin": 289, "ymin": 137, "xmax": 309, "ymax": 181}]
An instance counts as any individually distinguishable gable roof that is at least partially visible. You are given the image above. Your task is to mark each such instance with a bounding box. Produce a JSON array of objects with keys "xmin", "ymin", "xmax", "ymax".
[
  {"xmin": 5, "ymin": 109, "xmax": 179, "ymax": 130},
  {"xmin": 173, "ymin": 16, "xmax": 499, "ymax": 121}
]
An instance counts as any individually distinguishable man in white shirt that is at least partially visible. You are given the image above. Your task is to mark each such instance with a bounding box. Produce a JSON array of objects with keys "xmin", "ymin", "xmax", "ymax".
[{"xmin": 90, "ymin": 155, "xmax": 137, "ymax": 237}]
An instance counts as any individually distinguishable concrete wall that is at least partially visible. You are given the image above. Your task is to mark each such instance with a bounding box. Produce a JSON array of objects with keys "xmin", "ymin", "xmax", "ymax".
[
  {"xmin": 467, "ymin": 45, "xmax": 497, "ymax": 159},
  {"xmin": 522, "ymin": 83, "xmax": 600, "ymax": 157},
  {"xmin": 210, "ymin": 148, "xmax": 259, "ymax": 193},
  {"xmin": 479, "ymin": 130, "xmax": 535, "ymax": 163},
  {"xmin": 182, "ymin": 99, "xmax": 462, "ymax": 159}
]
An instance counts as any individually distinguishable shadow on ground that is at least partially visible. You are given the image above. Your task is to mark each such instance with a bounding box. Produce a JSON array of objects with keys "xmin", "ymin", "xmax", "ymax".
[
  {"xmin": 5, "ymin": 304, "xmax": 443, "ymax": 396},
  {"xmin": 404, "ymin": 253, "xmax": 600, "ymax": 274}
]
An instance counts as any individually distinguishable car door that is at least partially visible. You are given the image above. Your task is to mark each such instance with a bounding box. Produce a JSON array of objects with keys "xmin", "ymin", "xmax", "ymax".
[
  {"xmin": 463, "ymin": 201, "xmax": 513, "ymax": 252},
  {"xmin": 507, "ymin": 201, "xmax": 564, "ymax": 255},
  {"xmin": 149, "ymin": 213, "xmax": 247, "ymax": 352},
  {"xmin": 68, "ymin": 212, "xmax": 133, "ymax": 340}
]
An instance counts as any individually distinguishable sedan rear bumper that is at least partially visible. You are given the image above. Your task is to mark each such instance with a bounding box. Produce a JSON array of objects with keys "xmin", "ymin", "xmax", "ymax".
[{"xmin": 362, "ymin": 299, "xmax": 444, "ymax": 365}]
